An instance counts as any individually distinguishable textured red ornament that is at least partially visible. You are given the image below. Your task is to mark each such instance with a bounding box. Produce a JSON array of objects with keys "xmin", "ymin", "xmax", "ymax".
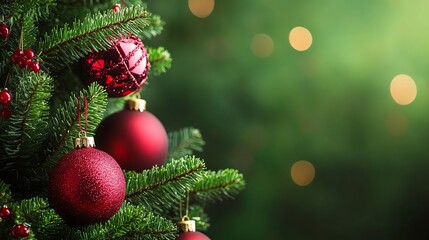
[
  {"xmin": 48, "ymin": 147, "xmax": 125, "ymax": 225},
  {"xmin": 95, "ymin": 110, "xmax": 168, "ymax": 172},
  {"xmin": 176, "ymin": 231, "xmax": 211, "ymax": 240},
  {"xmin": 84, "ymin": 35, "xmax": 150, "ymax": 97}
]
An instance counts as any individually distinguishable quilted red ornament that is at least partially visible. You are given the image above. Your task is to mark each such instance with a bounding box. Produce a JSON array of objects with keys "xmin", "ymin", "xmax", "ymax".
[{"xmin": 83, "ymin": 35, "xmax": 150, "ymax": 97}]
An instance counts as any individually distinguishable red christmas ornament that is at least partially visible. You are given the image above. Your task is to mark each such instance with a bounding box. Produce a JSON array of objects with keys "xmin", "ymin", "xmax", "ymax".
[
  {"xmin": 176, "ymin": 232, "xmax": 211, "ymax": 240},
  {"xmin": 113, "ymin": 4, "xmax": 121, "ymax": 12},
  {"xmin": 95, "ymin": 99, "xmax": 168, "ymax": 172},
  {"xmin": 176, "ymin": 217, "xmax": 210, "ymax": 240},
  {"xmin": 10, "ymin": 224, "xmax": 30, "ymax": 238},
  {"xmin": 84, "ymin": 35, "xmax": 150, "ymax": 97},
  {"xmin": 0, "ymin": 23, "xmax": 10, "ymax": 39},
  {"xmin": 0, "ymin": 205, "xmax": 12, "ymax": 219},
  {"xmin": 48, "ymin": 137, "xmax": 126, "ymax": 225},
  {"xmin": 1, "ymin": 107, "xmax": 11, "ymax": 119},
  {"xmin": 0, "ymin": 89, "xmax": 11, "ymax": 106}
]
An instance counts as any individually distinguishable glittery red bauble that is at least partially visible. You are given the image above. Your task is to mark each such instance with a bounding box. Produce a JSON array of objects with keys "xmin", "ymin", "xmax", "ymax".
[
  {"xmin": 95, "ymin": 110, "xmax": 168, "ymax": 172},
  {"xmin": 176, "ymin": 232, "xmax": 211, "ymax": 240},
  {"xmin": 48, "ymin": 147, "xmax": 125, "ymax": 225},
  {"xmin": 84, "ymin": 35, "xmax": 150, "ymax": 97}
]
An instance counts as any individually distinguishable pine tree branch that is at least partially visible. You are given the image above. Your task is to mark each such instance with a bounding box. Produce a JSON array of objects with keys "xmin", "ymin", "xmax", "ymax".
[
  {"xmin": 10, "ymin": 0, "xmax": 55, "ymax": 22},
  {"xmin": 125, "ymin": 157, "xmax": 206, "ymax": 212},
  {"xmin": 168, "ymin": 128, "xmax": 205, "ymax": 161},
  {"xmin": 38, "ymin": 5, "xmax": 160, "ymax": 70},
  {"xmin": 0, "ymin": 71, "xmax": 53, "ymax": 175},
  {"xmin": 72, "ymin": 204, "xmax": 177, "ymax": 240},
  {"xmin": 191, "ymin": 169, "xmax": 245, "ymax": 202},
  {"xmin": 31, "ymin": 83, "xmax": 107, "ymax": 182},
  {"xmin": 148, "ymin": 47, "xmax": 172, "ymax": 76},
  {"xmin": 0, "ymin": 180, "xmax": 12, "ymax": 204}
]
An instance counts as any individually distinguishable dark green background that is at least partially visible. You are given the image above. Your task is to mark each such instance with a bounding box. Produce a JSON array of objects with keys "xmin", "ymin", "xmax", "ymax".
[{"xmin": 145, "ymin": 1, "xmax": 429, "ymax": 239}]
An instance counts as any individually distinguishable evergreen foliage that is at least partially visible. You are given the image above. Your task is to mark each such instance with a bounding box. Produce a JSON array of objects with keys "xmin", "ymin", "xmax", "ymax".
[
  {"xmin": 39, "ymin": 5, "xmax": 157, "ymax": 69},
  {"xmin": 125, "ymin": 157, "xmax": 206, "ymax": 212},
  {"xmin": 0, "ymin": 1, "xmax": 244, "ymax": 239},
  {"xmin": 168, "ymin": 128, "xmax": 205, "ymax": 161},
  {"xmin": 191, "ymin": 169, "xmax": 245, "ymax": 202}
]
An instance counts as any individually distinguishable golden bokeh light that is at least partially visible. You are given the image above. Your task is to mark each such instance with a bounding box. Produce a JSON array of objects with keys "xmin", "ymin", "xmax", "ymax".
[
  {"xmin": 251, "ymin": 33, "xmax": 274, "ymax": 58},
  {"xmin": 188, "ymin": 0, "xmax": 215, "ymax": 18},
  {"xmin": 289, "ymin": 26, "xmax": 313, "ymax": 51},
  {"xmin": 390, "ymin": 74, "xmax": 417, "ymax": 105},
  {"xmin": 291, "ymin": 160, "xmax": 315, "ymax": 186}
]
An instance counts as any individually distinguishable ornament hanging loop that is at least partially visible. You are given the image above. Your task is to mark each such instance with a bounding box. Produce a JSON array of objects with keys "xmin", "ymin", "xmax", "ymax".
[
  {"xmin": 177, "ymin": 192, "xmax": 195, "ymax": 233},
  {"xmin": 74, "ymin": 95, "xmax": 94, "ymax": 148}
]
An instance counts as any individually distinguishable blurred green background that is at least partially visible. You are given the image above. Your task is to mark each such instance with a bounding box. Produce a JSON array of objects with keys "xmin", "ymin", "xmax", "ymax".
[{"xmin": 144, "ymin": 0, "xmax": 429, "ymax": 239}]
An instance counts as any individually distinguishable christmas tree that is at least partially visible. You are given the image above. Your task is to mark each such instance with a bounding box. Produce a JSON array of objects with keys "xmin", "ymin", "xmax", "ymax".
[{"xmin": 0, "ymin": 0, "xmax": 244, "ymax": 239}]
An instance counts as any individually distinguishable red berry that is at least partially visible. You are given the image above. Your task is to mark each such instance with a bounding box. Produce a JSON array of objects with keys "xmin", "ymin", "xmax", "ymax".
[
  {"xmin": 11, "ymin": 49, "xmax": 23, "ymax": 65},
  {"xmin": 1, "ymin": 107, "xmax": 11, "ymax": 119},
  {"xmin": 19, "ymin": 58, "xmax": 31, "ymax": 69},
  {"xmin": 0, "ymin": 206, "xmax": 12, "ymax": 219},
  {"xmin": 10, "ymin": 224, "xmax": 29, "ymax": 238},
  {"xmin": 30, "ymin": 61, "xmax": 40, "ymax": 73},
  {"xmin": 24, "ymin": 49, "xmax": 35, "ymax": 59},
  {"xmin": 0, "ymin": 89, "xmax": 11, "ymax": 106},
  {"xmin": 18, "ymin": 225, "xmax": 30, "ymax": 237},
  {"xmin": 113, "ymin": 4, "xmax": 121, "ymax": 12},
  {"xmin": 0, "ymin": 23, "xmax": 10, "ymax": 39}
]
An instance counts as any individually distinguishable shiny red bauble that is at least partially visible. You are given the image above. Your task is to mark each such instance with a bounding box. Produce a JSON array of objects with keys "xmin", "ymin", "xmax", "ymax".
[
  {"xmin": 176, "ymin": 231, "xmax": 211, "ymax": 240},
  {"xmin": 95, "ymin": 108, "xmax": 168, "ymax": 172},
  {"xmin": 10, "ymin": 224, "xmax": 30, "ymax": 238},
  {"xmin": 113, "ymin": 4, "xmax": 121, "ymax": 12},
  {"xmin": 83, "ymin": 35, "xmax": 150, "ymax": 97},
  {"xmin": 48, "ymin": 147, "xmax": 125, "ymax": 225}
]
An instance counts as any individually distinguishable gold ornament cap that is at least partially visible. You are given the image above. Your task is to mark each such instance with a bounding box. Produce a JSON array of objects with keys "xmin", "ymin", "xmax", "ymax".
[
  {"xmin": 74, "ymin": 136, "xmax": 95, "ymax": 149},
  {"xmin": 125, "ymin": 98, "xmax": 146, "ymax": 112},
  {"xmin": 177, "ymin": 216, "xmax": 196, "ymax": 233}
]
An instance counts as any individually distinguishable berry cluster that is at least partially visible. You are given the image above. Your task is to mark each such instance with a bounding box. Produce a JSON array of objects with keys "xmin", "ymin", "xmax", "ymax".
[
  {"xmin": 10, "ymin": 49, "xmax": 40, "ymax": 73},
  {"xmin": 10, "ymin": 224, "xmax": 30, "ymax": 238},
  {"xmin": 0, "ymin": 88, "xmax": 12, "ymax": 118}
]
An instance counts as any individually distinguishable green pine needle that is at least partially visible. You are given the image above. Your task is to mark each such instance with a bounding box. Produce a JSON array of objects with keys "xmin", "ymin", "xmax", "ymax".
[
  {"xmin": 0, "ymin": 180, "xmax": 11, "ymax": 203},
  {"xmin": 32, "ymin": 83, "xmax": 107, "ymax": 182},
  {"xmin": 168, "ymin": 128, "xmax": 205, "ymax": 161},
  {"xmin": 38, "ymin": 5, "xmax": 159, "ymax": 70},
  {"xmin": 191, "ymin": 169, "xmax": 245, "ymax": 202},
  {"xmin": 0, "ymin": 71, "xmax": 53, "ymax": 174},
  {"xmin": 8, "ymin": 197, "xmax": 65, "ymax": 240},
  {"xmin": 125, "ymin": 157, "xmax": 206, "ymax": 212},
  {"xmin": 148, "ymin": 47, "xmax": 172, "ymax": 76},
  {"xmin": 72, "ymin": 204, "xmax": 177, "ymax": 240}
]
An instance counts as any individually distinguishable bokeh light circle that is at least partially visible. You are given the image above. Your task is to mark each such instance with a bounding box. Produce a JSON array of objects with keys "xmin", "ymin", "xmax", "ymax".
[
  {"xmin": 289, "ymin": 26, "xmax": 313, "ymax": 51},
  {"xmin": 188, "ymin": 0, "xmax": 215, "ymax": 18},
  {"xmin": 291, "ymin": 160, "xmax": 315, "ymax": 186},
  {"xmin": 390, "ymin": 74, "xmax": 417, "ymax": 105},
  {"xmin": 251, "ymin": 33, "xmax": 274, "ymax": 58}
]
